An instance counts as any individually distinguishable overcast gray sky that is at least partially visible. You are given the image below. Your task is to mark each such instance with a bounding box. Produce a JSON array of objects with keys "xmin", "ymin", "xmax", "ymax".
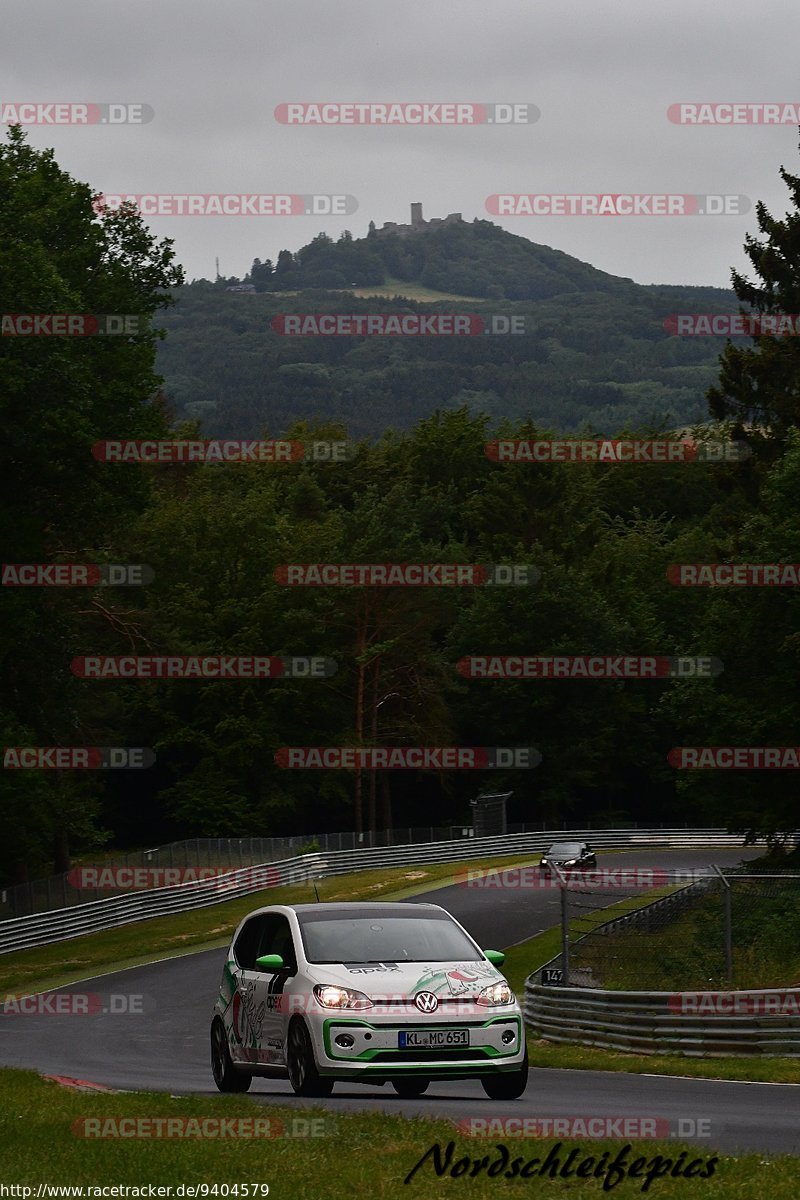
[{"xmin": 5, "ymin": 0, "xmax": 799, "ymax": 288}]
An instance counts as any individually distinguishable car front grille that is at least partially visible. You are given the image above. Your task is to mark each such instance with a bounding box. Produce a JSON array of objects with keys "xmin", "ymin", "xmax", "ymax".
[
  {"xmin": 367, "ymin": 997, "xmax": 479, "ymax": 1007},
  {"xmin": 370, "ymin": 1049, "xmax": 489, "ymax": 1062}
]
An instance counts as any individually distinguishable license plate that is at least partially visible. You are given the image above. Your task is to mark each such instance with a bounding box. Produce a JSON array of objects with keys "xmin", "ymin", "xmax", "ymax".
[{"xmin": 398, "ymin": 1029, "xmax": 469, "ymax": 1049}]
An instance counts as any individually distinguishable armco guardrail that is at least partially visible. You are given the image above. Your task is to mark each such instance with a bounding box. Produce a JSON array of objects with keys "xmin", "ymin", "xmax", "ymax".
[
  {"xmin": 0, "ymin": 828, "xmax": 754, "ymax": 955},
  {"xmin": 0, "ymin": 821, "xmax": 722, "ymax": 920},
  {"xmin": 523, "ymin": 982, "xmax": 800, "ymax": 1056}
]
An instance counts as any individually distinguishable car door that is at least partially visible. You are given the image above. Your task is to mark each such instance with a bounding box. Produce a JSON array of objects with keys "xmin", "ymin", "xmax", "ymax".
[
  {"xmin": 229, "ymin": 914, "xmax": 272, "ymax": 1065},
  {"xmin": 250, "ymin": 913, "xmax": 299, "ymax": 1066}
]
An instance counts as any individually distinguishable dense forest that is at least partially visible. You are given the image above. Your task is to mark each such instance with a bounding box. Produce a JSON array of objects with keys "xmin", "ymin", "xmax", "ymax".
[
  {"xmin": 156, "ymin": 223, "xmax": 742, "ymax": 438},
  {"xmin": 3, "ymin": 125, "xmax": 800, "ymax": 886}
]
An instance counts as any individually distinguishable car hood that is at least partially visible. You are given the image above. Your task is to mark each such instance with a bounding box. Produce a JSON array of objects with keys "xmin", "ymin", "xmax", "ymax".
[{"xmin": 303, "ymin": 958, "xmax": 505, "ymax": 999}]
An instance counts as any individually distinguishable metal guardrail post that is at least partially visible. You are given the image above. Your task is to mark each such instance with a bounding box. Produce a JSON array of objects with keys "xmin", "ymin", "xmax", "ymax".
[
  {"xmin": 560, "ymin": 885, "xmax": 570, "ymax": 982},
  {"xmin": 552, "ymin": 863, "xmax": 569, "ymax": 982},
  {"xmin": 712, "ymin": 863, "xmax": 733, "ymax": 985}
]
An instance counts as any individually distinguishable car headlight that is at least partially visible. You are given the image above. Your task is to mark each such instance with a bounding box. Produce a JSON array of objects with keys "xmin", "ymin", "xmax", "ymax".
[
  {"xmin": 540, "ymin": 858, "xmax": 549, "ymax": 866},
  {"xmin": 563, "ymin": 859, "xmax": 577, "ymax": 867},
  {"xmin": 475, "ymin": 981, "xmax": 514, "ymax": 1007},
  {"xmin": 313, "ymin": 984, "xmax": 373, "ymax": 1011}
]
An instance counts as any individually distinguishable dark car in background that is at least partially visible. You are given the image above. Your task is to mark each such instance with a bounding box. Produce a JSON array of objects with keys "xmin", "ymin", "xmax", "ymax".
[{"xmin": 539, "ymin": 841, "xmax": 597, "ymax": 874}]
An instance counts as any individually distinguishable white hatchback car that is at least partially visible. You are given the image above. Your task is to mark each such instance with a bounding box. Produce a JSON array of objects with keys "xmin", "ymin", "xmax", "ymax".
[{"xmin": 211, "ymin": 901, "xmax": 528, "ymax": 1099}]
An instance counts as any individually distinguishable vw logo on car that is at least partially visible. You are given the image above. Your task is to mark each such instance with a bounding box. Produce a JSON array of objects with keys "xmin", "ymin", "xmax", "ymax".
[{"xmin": 414, "ymin": 991, "xmax": 439, "ymax": 1013}]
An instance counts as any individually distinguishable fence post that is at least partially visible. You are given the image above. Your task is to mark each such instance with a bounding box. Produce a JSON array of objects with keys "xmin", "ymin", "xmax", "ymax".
[
  {"xmin": 554, "ymin": 864, "xmax": 569, "ymax": 983},
  {"xmin": 560, "ymin": 883, "xmax": 570, "ymax": 983},
  {"xmin": 712, "ymin": 864, "xmax": 733, "ymax": 986}
]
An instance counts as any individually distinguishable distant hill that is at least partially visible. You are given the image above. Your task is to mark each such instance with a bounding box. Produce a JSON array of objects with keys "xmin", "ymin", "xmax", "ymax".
[
  {"xmin": 155, "ymin": 218, "xmax": 742, "ymax": 437},
  {"xmin": 246, "ymin": 218, "xmax": 636, "ymax": 301}
]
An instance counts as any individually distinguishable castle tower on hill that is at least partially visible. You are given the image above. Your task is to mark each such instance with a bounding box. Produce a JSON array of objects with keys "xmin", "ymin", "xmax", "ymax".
[{"xmin": 374, "ymin": 203, "xmax": 463, "ymax": 238}]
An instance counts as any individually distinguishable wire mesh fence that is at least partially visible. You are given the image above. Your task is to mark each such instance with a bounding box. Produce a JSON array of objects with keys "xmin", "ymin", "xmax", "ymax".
[
  {"xmin": 0, "ymin": 827, "xmax": 467, "ymax": 919},
  {"xmin": 543, "ymin": 866, "xmax": 800, "ymax": 991}
]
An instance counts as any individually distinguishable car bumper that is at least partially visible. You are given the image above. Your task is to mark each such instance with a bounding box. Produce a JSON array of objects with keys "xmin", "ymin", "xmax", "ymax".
[{"xmin": 312, "ymin": 1012, "xmax": 525, "ymax": 1076}]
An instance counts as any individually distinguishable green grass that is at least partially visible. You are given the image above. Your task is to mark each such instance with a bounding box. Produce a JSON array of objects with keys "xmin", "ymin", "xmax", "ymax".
[
  {"xmin": 524, "ymin": 1038, "xmax": 800, "ymax": 1083},
  {"xmin": 575, "ymin": 885, "xmax": 800, "ymax": 991},
  {"xmin": 268, "ymin": 278, "xmax": 481, "ymax": 302},
  {"xmin": 500, "ymin": 887, "xmax": 685, "ymax": 996},
  {"xmin": 0, "ymin": 1068, "xmax": 797, "ymax": 1198},
  {"xmin": 501, "ymin": 910, "xmax": 800, "ymax": 1084},
  {"xmin": 349, "ymin": 277, "xmax": 482, "ymax": 302}
]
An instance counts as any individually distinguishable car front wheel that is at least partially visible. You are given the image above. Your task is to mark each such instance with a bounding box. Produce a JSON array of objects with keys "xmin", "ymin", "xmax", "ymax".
[
  {"xmin": 480, "ymin": 1044, "xmax": 528, "ymax": 1100},
  {"xmin": 211, "ymin": 1019, "xmax": 252, "ymax": 1093},
  {"xmin": 392, "ymin": 1077, "xmax": 429, "ymax": 1098},
  {"xmin": 286, "ymin": 1019, "xmax": 334, "ymax": 1097}
]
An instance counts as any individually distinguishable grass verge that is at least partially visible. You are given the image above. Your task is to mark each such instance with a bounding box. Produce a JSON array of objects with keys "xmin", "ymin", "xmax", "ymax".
[
  {"xmin": 577, "ymin": 885, "xmax": 800, "ymax": 991},
  {"xmin": 0, "ymin": 1068, "xmax": 797, "ymax": 1198},
  {"xmin": 503, "ymin": 920, "xmax": 800, "ymax": 1084}
]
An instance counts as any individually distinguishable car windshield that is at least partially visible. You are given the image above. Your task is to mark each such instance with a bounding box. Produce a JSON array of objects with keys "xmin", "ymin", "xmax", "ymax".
[
  {"xmin": 296, "ymin": 911, "xmax": 481, "ymax": 964},
  {"xmin": 546, "ymin": 843, "xmax": 584, "ymax": 856}
]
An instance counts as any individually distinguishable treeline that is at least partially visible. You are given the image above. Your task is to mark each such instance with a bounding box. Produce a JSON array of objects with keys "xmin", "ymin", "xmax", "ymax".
[
  {"xmin": 3, "ymin": 127, "xmax": 800, "ymax": 884},
  {"xmin": 5, "ymin": 404, "xmax": 800, "ymax": 883},
  {"xmin": 246, "ymin": 221, "xmax": 631, "ymax": 299},
  {"xmin": 157, "ymin": 279, "xmax": 739, "ymax": 440}
]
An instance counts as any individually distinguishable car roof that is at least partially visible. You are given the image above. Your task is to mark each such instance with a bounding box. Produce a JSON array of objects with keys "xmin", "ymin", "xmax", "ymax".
[{"xmin": 238, "ymin": 901, "xmax": 446, "ymax": 920}]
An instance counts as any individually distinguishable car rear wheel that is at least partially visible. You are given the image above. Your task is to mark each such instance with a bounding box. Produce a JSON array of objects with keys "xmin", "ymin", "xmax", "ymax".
[
  {"xmin": 481, "ymin": 1044, "xmax": 528, "ymax": 1100},
  {"xmin": 211, "ymin": 1019, "xmax": 252, "ymax": 1093},
  {"xmin": 286, "ymin": 1019, "xmax": 334, "ymax": 1097},
  {"xmin": 392, "ymin": 1078, "xmax": 429, "ymax": 1098}
]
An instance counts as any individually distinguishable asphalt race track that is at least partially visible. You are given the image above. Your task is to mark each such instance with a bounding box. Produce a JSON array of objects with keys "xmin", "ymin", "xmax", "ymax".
[{"xmin": 3, "ymin": 846, "xmax": 800, "ymax": 1156}]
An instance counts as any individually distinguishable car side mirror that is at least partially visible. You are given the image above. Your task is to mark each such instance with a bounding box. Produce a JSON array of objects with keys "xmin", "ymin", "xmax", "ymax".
[
  {"xmin": 255, "ymin": 953, "xmax": 285, "ymax": 971},
  {"xmin": 484, "ymin": 949, "xmax": 505, "ymax": 967}
]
